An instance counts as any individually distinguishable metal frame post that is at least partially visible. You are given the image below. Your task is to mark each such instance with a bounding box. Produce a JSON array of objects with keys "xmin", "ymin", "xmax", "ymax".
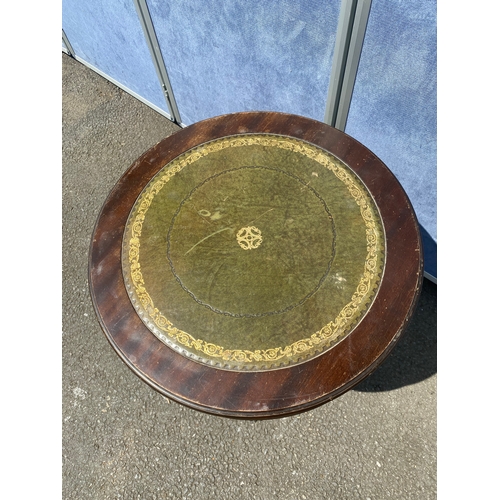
[
  {"xmin": 335, "ymin": 0, "xmax": 372, "ymax": 131},
  {"xmin": 324, "ymin": 0, "xmax": 357, "ymax": 128},
  {"xmin": 324, "ymin": 0, "xmax": 372, "ymax": 131},
  {"xmin": 133, "ymin": 0, "xmax": 182, "ymax": 125},
  {"xmin": 62, "ymin": 29, "xmax": 76, "ymax": 58}
]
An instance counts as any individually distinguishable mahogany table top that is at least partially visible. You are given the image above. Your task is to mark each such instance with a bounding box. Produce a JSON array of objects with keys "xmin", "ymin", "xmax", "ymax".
[{"xmin": 89, "ymin": 111, "xmax": 423, "ymax": 418}]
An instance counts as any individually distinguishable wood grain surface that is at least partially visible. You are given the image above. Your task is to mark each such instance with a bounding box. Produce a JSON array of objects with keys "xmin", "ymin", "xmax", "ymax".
[{"xmin": 89, "ymin": 111, "xmax": 423, "ymax": 418}]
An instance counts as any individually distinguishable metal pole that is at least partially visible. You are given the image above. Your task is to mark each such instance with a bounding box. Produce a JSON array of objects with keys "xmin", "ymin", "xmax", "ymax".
[
  {"xmin": 324, "ymin": 0, "xmax": 358, "ymax": 128},
  {"xmin": 62, "ymin": 29, "xmax": 76, "ymax": 58},
  {"xmin": 334, "ymin": 0, "xmax": 372, "ymax": 131},
  {"xmin": 133, "ymin": 0, "xmax": 182, "ymax": 125}
]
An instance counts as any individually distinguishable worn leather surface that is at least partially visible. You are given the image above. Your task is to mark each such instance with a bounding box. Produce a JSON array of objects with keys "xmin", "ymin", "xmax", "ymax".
[{"xmin": 123, "ymin": 134, "xmax": 385, "ymax": 370}]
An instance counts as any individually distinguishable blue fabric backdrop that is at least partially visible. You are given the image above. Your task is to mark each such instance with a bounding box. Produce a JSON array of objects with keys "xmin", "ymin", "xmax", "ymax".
[
  {"xmin": 145, "ymin": 0, "xmax": 341, "ymax": 125},
  {"xmin": 344, "ymin": 0, "xmax": 436, "ymax": 276}
]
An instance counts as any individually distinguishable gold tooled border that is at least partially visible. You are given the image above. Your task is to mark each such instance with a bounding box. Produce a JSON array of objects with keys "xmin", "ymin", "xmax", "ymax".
[{"xmin": 123, "ymin": 134, "xmax": 385, "ymax": 369}]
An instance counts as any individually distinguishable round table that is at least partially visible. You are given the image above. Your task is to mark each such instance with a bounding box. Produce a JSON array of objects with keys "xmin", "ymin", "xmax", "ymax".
[{"xmin": 89, "ymin": 111, "xmax": 423, "ymax": 418}]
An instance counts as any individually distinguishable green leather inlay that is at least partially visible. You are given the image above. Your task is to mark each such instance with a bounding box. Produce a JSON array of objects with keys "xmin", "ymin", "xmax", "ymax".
[{"xmin": 122, "ymin": 134, "xmax": 385, "ymax": 371}]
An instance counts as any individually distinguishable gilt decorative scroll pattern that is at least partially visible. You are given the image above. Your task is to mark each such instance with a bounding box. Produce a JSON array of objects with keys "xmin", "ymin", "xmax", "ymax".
[{"xmin": 123, "ymin": 134, "xmax": 385, "ymax": 370}]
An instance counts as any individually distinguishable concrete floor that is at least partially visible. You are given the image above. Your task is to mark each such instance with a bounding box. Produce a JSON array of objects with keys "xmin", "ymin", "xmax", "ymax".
[{"xmin": 62, "ymin": 53, "xmax": 436, "ymax": 500}]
